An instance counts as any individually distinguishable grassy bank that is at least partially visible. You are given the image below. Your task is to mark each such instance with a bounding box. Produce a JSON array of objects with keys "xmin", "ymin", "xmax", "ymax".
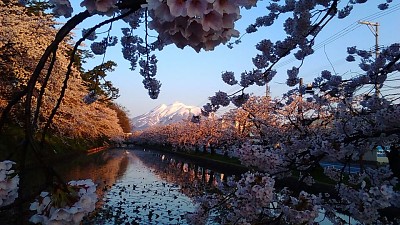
[{"xmin": 0, "ymin": 124, "xmax": 108, "ymax": 166}]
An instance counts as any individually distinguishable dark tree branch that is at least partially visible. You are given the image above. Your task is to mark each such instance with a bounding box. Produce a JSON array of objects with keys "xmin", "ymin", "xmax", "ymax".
[
  {"xmin": 41, "ymin": 8, "xmax": 138, "ymax": 144},
  {"xmin": 0, "ymin": 10, "xmax": 92, "ymax": 130},
  {"xmin": 33, "ymin": 48, "xmax": 57, "ymax": 132}
]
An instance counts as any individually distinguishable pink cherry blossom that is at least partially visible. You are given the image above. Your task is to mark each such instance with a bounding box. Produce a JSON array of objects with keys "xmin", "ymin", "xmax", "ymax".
[
  {"xmin": 80, "ymin": 0, "xmax": 96, "ymax": 13},
  {"xmin": 184, "ymin": 20, "xmax": 205, "ymax": 42},
  {"xmin": 201, "ymin": 10, "xmax": 223, "ymax": 31},
  {"xmin": 222, "ymin": 12, "xmax": 240, "ymax": 28},
  {"xmin": 150, "ymin": 3, "xmax": 175, "ymax": 22},
  {"xmin": 80, "ymin": 0, "xmax": 118, "ymax": 15},
  {"xmin": 186, "ymin": 0, "xmax": 209, "ymax": 18},
  {"xmin": 213, "ymin": 0, "xmax": 238, "ymax": 14},
  {"xmin": 167, "ymin": 0, "xmax": 188, "ymax": 17}
]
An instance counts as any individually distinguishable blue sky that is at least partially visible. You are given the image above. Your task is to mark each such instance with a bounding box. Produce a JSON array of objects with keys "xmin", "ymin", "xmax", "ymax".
[{"xmin": 64, "ymin": 1, "xmax": 400, "ymax": 117}]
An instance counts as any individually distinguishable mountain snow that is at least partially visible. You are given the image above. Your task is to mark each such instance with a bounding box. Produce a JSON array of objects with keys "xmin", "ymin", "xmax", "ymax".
[{"xmin": 131, "ymin": 102, "xmax": 202, "ymax": 130}]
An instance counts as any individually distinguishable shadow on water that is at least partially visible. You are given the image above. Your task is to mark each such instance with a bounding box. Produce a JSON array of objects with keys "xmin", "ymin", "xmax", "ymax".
[
  {"xmin": 1, "ymin": 146, "xmax": 234, "ymax": 224},
  {"xmin": 0, "ymin": 149, "xmax": 129, "ymax": 224}
]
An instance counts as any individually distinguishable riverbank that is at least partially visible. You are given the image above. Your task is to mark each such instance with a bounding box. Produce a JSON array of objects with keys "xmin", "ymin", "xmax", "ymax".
[
  {"xmin": 143, "ymin": 145, "xmax": 249, "ymax": 174},
  {"xmin": 127, "ymin": 144, "xmax": 400, "ymax": 222},
  {"xmin": 0, "ymin": 124, "xmax": 112, "ymax": 167},
  {"xmin": 129, "ymin": 144, "xmax": 336, "ymax": 191}
]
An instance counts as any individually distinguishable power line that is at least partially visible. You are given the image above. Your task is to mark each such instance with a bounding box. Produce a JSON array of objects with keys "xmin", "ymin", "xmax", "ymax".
[
  {"xmin": 254, "ymin": 3, "xmax": 400, "ymax": 96},
  {"xmin": 275, "ymin": 3, "xmax": 400, "ymax": 69},
  {"xmin": 203, "ymin": 3, "xmax": 400, "ymax": 102}
]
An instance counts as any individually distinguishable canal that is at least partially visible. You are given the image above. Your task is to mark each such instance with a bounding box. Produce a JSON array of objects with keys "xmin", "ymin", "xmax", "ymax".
[
  {"xmin": 70, "ymin": 147, "xmax": 238, "ymax": 224},
  {"xmin": 77, "ymin": 148, "xmax": 355, "ymax": 225},
  {"xmin": 1, "ymin": 146, "xmax": 356, "ymax": 224}
]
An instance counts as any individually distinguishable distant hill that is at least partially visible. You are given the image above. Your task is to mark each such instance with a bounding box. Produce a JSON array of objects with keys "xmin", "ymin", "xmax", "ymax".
[{"xmin": 131, "ymin": 102, "xmax": 202, "ymax": 130}]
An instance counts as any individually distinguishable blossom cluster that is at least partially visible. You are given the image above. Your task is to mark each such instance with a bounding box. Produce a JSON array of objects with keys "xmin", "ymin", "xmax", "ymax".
[
  {"xmin": 286, "ymin": 66, "xmax": 300, "ymax": 87},
  {"xmin": 337, "ymin": 181, "xmax": 397, "ymax": 223},
  {"xmin": 188, "ymin": 172, "xmax": 276, "ymax": 225},
  {"xmin": 0, "ymin": 160, "xmax": 19, "ymax": 207},
  {"xmin": 209, "ymin": 91, "xmax": 229, "ymax": 107},
  {"xmin": 90, "ymin": 36, "xmax": 118, "ymax": 55},
  {"xmin": 223, "ymin": 172, "xmax": 275, "ymax": 224},
  {"xmin": 231, "ymin": 93, "xmax": 249, "ymax": 107},
  {"xmin": 81, "ymin": 0, "xmax": 118, "ymax": 16},
  {"xmin": 140, "ymin": 54, "xmax": 161, "ymax": 99},
  {"xmin": 120, "ymin": 28, "xmax": 143, "ymax": 70},
  {"xmin": 221, "ymin": 71, "xmax": 237, "ymax": 86},
  {"xmin": 49, "ymin": 0, "xmax": 73, "ymax": 18},
  {"xmin": 280, "ymin": 190, "xmax": 321, "ymax": 224},
  {"xmin": 235, "ymin": 143, "xmax": 285, "ymax": 175},
  {"xmin": 147, "ymin": 0, "xmax": 258, "ymax": 52},
  {"xmin": 29, "ymin": 179, "xmax": 97, "ymax": 225}
]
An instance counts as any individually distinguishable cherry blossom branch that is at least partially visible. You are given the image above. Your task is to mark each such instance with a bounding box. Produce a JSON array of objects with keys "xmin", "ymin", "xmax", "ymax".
[{"xmin": 262, "ymin": 0, "xmax": 338, "ymax": 79}]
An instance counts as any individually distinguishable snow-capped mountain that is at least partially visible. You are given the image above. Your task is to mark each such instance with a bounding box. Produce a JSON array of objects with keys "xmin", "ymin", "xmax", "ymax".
[{"xmin": 131, "ymin": 102, "xmax": 202, "ymax": 130}]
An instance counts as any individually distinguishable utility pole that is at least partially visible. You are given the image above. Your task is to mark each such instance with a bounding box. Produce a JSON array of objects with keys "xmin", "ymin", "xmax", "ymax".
[
  {"xmin": 358, "ymin": 21, "xmax": 380, "ymax": 58},
  {"xmin": 299, "ymin": 78, "xmax": 303, "ymax": 98},
  {"xmin": 359, "ymin": 20, "xmax": 380, "ymax": 95},
  {"xmin": 298, "ymin": 78, "xmax": 303, "ymax": 114},
  {"xmin": 265, "ymin": 84, "xmax": 270, "ymax": 97}
]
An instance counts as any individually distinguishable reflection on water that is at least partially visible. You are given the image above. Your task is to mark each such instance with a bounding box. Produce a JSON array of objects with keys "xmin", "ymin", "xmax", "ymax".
[
  {"xmin": 72, "ymin": 148, "xmax": 355, "ymax": 225},
  {"xmin": 2, "ymin": 147, "xmax": 213, "ymax": 224},
  {"xmin": 136, "ymin": 150, "xmax": 231, "ymax": 199},
  {"xmin": 6, "ymin": 147, "xmax": 230, "ymax": 224},
  {"xmin": 3, "ymin": 147, "xmax": 354, "ymax": 224},
  {"xmin": 0, "ymin": 149, "xmax": 130, "ymax": 224},
  {"xmin": 61, "ymin": 150, "xmax": 130, "ymax": 203},
  {"xmin": 78, "ymin": 148, "xmax": 241, "ymax": 224},
  {"xmin": 84, "ymin": 150, "xmax": 200, "ymax": 224}
]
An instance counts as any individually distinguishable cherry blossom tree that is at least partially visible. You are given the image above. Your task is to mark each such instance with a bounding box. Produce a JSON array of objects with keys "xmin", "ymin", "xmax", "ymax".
[
  {"xmin": 0, "ymin": 1, "xmax": 124, "ymax": 141},
  {"xmin": 1, "ymin": 0, "xmax": 400, "ymax": 224},
  {"xmin": 0, "ymin": 2, "xmax": 126, "ymax": 223}
]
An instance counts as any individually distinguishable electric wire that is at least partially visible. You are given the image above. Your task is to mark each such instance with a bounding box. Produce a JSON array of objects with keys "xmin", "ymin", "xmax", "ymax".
[
  {"xmin": 253, "ymin": 3, "xmax": 400, "ymax": 96},
  {"xmin": 195, "ymin": 3, "xmax": 400, "ymax": 107}
]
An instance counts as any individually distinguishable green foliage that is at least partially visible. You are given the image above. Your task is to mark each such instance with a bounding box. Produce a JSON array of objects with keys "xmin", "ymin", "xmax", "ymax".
[
  {"xmin": 82, "ymin": 60, "xmax": 120, "ymax": 100},
  {"xmin": 71, "ymin": 48, "xmax": 94, "ymax": 73},
  {"xmin": 20, "ymin": 0, "xmax": 52, "ymax": 15}
]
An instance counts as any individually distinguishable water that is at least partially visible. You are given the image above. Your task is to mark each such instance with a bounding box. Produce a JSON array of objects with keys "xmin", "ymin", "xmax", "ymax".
[
  {"xmin": 84, "ymin": 150, "xmax": 198, "ymax": 224},
  {"xmin": 70, "ymin": 148, "xmax": 355, "ymax": 225},
  {"xmin": 3, "ymin": 147, "xmax": 356, "ymax": 224},
  {"xmin": 75, "ymin": 148, "xmax": 239, "ymax": 224}
]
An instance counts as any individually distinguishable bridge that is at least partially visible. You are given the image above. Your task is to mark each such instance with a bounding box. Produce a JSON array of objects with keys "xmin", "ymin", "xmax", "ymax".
[{"xmin": 121, "ymin": 141, "xmax": 136, "ymax": 147}]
